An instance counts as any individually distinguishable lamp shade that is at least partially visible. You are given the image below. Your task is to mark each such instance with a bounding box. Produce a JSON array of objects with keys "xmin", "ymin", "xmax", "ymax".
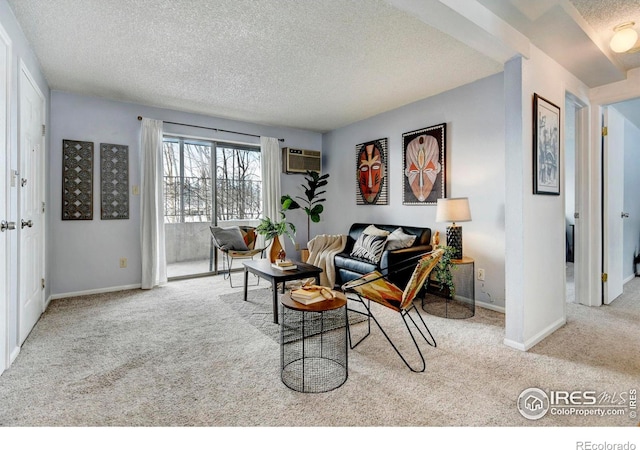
[
  {"xmin": 610, "ymin": 27, "xmax": 638, "ymax": 53},
  {"xmin": 435, "ymin": 198, "xmax": 471, "ymax": 223}
]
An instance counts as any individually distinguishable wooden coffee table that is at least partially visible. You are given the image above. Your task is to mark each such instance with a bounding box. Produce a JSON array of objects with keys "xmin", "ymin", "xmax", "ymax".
[{"xmin": 242, "ymin": 259, "xmax": 323, "ymax": 324}]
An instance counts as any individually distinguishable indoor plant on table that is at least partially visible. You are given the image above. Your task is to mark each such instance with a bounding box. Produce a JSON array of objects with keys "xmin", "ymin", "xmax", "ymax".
[
  {"xmin": 431, "ymin": 245, "xmax": 459, "ymax": 298},
  {"xmin": 255, "ymin": 213, "xmax": 296, "ymax": 263}
]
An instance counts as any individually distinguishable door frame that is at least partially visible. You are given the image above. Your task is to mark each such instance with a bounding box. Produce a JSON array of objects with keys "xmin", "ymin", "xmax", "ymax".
[
  {"xmin": 0, "ymin": 22, "xmax": 11, "ymax": 375},
  {"xmin": 565, "ymin": 91, "xmax": 588, "ymax": 307},
  {"xmin": 588, "ymin": 69, "xmax": 640, "ymax": 307}
]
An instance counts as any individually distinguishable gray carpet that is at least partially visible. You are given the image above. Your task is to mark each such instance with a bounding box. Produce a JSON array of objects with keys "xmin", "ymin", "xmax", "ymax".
[
  {"xmin": 219, "ymin": 287, "xmax": 366, "ymax": 343},
  {"xmin": 0, "ymin": 275, "xmax": 638, "ymax": 428}
]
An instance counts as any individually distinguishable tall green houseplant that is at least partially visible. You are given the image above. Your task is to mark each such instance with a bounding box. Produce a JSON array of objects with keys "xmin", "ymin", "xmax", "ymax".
[{"xmin": 281, "ymin": 170, "xmax": 330, "ymax": 241}]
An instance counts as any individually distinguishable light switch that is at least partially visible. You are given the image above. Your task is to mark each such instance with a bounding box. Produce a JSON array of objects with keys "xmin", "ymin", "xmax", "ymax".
[{"xmin": 132, "ymin": 185, "xmax": 139, "ymax": 195}]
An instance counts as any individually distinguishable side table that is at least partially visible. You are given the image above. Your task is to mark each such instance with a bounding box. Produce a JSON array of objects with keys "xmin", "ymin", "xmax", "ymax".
[
  {"xmin": 280, "ymin": 292, "xmax": 348, "ymax": 393},
  {"xmin": 422, "ymin": 256, "xmax": 475, "ymax": 319}
]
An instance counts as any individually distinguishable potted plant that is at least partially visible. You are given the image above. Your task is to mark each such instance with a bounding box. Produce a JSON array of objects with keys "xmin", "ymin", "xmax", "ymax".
[
  {"xmin": 255, "ymin": 213, "xmax": 296, "ymax": 262},
  {"xmin": 431, "ymin": 245, "xmax": 459, "ymax": 298},
  {"xmin": 281, "ymin": 170, "xmax": 330, "ymax": 242}
]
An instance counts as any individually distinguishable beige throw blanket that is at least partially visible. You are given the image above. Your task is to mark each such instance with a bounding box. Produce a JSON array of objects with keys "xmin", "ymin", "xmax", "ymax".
[{"xmin": 306, "ymin": 234, "xmax": 347, "ymax": 287}]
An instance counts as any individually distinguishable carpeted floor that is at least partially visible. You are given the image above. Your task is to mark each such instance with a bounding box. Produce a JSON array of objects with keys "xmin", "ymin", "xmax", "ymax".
[
  {"xmin": 219, "ymin": 287, "xmax": 366, "ymax": 343},
  {"xmin": 0, "ymin": 275, "xmax": 638, "ymax": 428}
]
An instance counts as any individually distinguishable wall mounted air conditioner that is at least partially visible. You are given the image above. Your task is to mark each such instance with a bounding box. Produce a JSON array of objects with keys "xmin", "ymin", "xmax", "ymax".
[{"xmin": 282, "ymin": 147, "xmax": 322, "ymax": 174}]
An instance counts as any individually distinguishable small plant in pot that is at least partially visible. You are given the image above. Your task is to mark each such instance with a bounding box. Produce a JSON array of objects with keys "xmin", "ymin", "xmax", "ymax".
[
  {"xmin": 431, "ymin": 245, "xmax": 459, "ymax": 298},
  {"xmin": 255, "ymin": 214, "xmax": 296, "ymax": 262}
]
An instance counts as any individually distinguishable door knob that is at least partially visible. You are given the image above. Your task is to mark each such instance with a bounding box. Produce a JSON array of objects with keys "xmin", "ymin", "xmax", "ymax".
[
  {"xmin": 1, "ymin": 220, "xmax": 16, "ymax": 232},
  {"xmin": 621, "ymin": 212, "xmax": 630, "ymax": 218},
  {"xmin": 21, "ymin": 219, "xmax": 33, "ymax": 229}
]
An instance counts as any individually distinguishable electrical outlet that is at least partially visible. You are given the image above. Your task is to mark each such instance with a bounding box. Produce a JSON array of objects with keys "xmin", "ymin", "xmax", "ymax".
[
  {"xmin": 132, "ymin": 185, "xmax": 140, "ymax": 195},
  {"xmin": 295, "ymin": 243, "xmax": 300, "ymax": 251},
  {"xmin": 477, "ymin": 268, "xmax": 485, "ymax": 281},
  {"xmin": 119, "ymin": 257, "xmax": 127, "ymax": 268}
]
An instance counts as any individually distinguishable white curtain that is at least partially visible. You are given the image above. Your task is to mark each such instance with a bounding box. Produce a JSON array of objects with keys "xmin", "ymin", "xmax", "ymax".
[
  {"xmin": 260, "ymin": 136, "xmax": 282, "ymax": 248},
  {"xmin": 140, "ymin": 118, "xmax": 167, "ymax": 289}
]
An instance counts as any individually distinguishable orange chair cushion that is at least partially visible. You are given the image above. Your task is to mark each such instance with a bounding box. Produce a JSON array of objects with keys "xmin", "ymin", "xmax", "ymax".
[
  {"xmin": 345, "ymin": 271, "xmax": 404, "ymax": 312},
  {"xmin": 400, "ymin": 248, "xmax": 444, "ymax": 310}
]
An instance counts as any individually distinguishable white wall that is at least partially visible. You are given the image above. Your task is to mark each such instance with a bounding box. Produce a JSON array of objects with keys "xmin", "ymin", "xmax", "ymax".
[
  {"xmin": 49, "ymin": 91, "xmax": 322, "ymax": 297},
  {"xmin": 622, "ymin": 115, "xmax": 640, "ymax": 280},
  {"xmin": 0, "ymin": 0, "xmax": 50, "ymax": 369},
  {"xmin": 504, "ymin": 45, "xmax": 590, "ymax": 350},
  {"xmin": 320, "ymin": 73, "xmax": 506, "ymax": 310}
]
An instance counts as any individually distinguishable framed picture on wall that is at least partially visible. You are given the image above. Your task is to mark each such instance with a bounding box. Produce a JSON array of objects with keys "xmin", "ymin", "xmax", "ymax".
[
  {"xmin": 533, "ymin": 93, "xmax": 561, "ymax": 195},
  {"xmin": 402, "ymin": 123, "xmax": 446, "ymax": 205},
  {"xmin": 355, "ymin": 138, "xmax": 388, "ymax": 205},
  {"xmin": 62, "ymin": 139, "xmax": 94, "ymax": 220}
]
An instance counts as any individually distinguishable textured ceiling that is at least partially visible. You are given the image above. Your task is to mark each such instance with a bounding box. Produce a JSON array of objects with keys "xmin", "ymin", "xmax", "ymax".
[
  {"xmin": 570, "ymin": 0, "xmax": 640, "ymax": 71},
  {"xmin": 6, "ymin": 0, "xmax": 503, "ymax": 132},
  {"xmin": 7, "ymin": 0, "xmax": 640, "ymax": 133}
]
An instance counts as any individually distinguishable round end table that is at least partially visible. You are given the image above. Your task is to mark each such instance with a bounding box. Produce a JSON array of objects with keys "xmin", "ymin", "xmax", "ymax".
[{"xmin": 280, "ymin": 292, "xmax": 348, "ymax": 393}]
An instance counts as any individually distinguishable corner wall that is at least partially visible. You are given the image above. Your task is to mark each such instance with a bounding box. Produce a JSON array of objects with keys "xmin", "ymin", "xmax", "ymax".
[
  {"xmin": 49, "ymin": 91, "xmax": 322, "ymax": 297},
  {"xmin": 504, "ymin": 45, "xmax": 590, "ymax": 350},
  {"xmin": 320, "ymin": 73, "xmax": 506, "ymax": 310}
]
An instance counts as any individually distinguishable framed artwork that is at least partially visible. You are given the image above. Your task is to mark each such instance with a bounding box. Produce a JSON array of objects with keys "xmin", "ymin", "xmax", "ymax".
[
  {"xmin": 533, "ymin": 93, "xmax": 561, "ymax": 195},
  {"xmin": 100, "ymin": 143, "xmax": 129, "ymax": 219},
  {"xmin": 62, "ymin": 139, "xmax": 94, "ymax": 220},
  {"xmin": 402, "ymin": 123, "xmax": 446, "ymax": 205},
  {"xmin": 355, "ymin": 138, "xmax": 388, "ymax": 205}
]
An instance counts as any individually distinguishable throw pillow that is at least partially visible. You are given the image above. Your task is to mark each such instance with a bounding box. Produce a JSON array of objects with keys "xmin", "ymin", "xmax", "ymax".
[
  {"xmin": 210, "ymin": 226, "xmax": 249, "ymax": 251},
  {"xmin": 385, "ymin": 227, "xmax": 417, "ymax": 251},
  {"xmin": 239, "ymin": 227, "xmax": 257, "ymax": 250},
  {"xmin": 350, "ymin": 233, "xmax": 388, "ymax": 263},
  {"xmin": 363, "ymin": 224, "xmax": 391, "ymax": 236}
]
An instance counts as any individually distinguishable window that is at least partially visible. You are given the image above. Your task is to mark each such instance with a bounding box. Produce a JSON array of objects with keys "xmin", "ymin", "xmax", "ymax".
[
  {"xmin": 162, "ymin": 135, "xmax": 262, "ymax": 278},
  {"xmin": 162, "ymin": 138, "xmax": 262, "ymax": 223},
  {"xmin": 216, "ymin": 144, "xmax": 262, "ymax": 221}
]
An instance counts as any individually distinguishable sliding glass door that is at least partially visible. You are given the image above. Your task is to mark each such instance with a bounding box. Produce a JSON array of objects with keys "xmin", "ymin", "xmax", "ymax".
[{"xmin": 163, "ymin": 136, "xmax": 261, "ymax": 278}]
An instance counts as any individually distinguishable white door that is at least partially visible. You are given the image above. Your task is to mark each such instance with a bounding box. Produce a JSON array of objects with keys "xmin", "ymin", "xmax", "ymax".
[
  {"xmin": 18, "ymin": 65, "xmax": 45, "ymax": 344},
  {"xmin": 602, "ymin": 107, "xmax": 624, "ymax": 305},
  {"xmin": 0, "ymin": 25, "xmax": 10, "ymax": 372}
]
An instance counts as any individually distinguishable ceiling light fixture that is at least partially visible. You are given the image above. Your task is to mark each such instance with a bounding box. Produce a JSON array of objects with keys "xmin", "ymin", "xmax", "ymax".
[{"xmin": 610, "ymin": 21, "xmax": 638, "ymax": 53}]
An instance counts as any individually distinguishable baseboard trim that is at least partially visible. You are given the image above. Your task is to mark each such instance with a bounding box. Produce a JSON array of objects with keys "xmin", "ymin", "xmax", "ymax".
[
  {"xmin": 9, "ymin": 345, "xmax": 20, "ymax": 365},
  {"xmin": 476, "ymin": 300, "xmax": 505, "ymax": 314},
  {"xmin": 50, "ymin": 284, "xmax": 142, "ymax": 300},
  {"xmin": 504, "ymin": 316, "xmax": 566, "ymax": 351},
  {"xmin": 624, "ymin": 274, "xmax": 635, "ymax": 284}
]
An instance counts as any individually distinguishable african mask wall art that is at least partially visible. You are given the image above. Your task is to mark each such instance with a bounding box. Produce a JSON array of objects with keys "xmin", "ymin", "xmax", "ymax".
[
  {"xmin": 355, "ymin": 138, "xmax": 388, "ymax": 205},
  {"xmin": 402, "ymin": 124, "xmax": 446, "ymax": 205}
]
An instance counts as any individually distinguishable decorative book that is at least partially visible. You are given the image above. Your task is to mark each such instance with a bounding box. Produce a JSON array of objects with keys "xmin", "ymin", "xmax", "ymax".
[
  {"xmin": 271, "ymin": 263, "xmax": 297, "ymax": 271},
  {"xmin": 290, "ymin": 285, "xmax": 334, "ymax": 305},
  {"xmin": 274, "ymin": 260, "xmax": 295, "ymax": 267}
]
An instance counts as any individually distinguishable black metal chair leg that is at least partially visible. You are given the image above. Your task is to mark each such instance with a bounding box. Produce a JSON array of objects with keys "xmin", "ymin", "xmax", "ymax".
[
  {"xmin": 350, "ymin": 296, "xmax": 432, "ymax": 373},
  {"xmin": 226, "ymin": 253, "xmax": 260, "ymax": 288},
  {"xmin": 403, "ymin": 304, "xmax": 437, "ymax": 348}
]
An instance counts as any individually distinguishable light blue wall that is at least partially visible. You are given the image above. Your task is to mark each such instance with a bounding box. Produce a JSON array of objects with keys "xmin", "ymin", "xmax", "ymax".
[
  {"xmin": 49, "ymin": 91, "xmax": 322, "ymax": 296},
  {"xmin": 320, "ymin": 73, "xmax": 506, "ymax": 308},
  {"xmin": 623, "ymin": 116, "xmax": 640, "ymax": 280}
]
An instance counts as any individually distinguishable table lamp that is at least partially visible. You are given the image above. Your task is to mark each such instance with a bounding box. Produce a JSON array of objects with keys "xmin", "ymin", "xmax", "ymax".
[{"xmin": 435, "ymin": 197, "xmax": 471, "ymax": 260}]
